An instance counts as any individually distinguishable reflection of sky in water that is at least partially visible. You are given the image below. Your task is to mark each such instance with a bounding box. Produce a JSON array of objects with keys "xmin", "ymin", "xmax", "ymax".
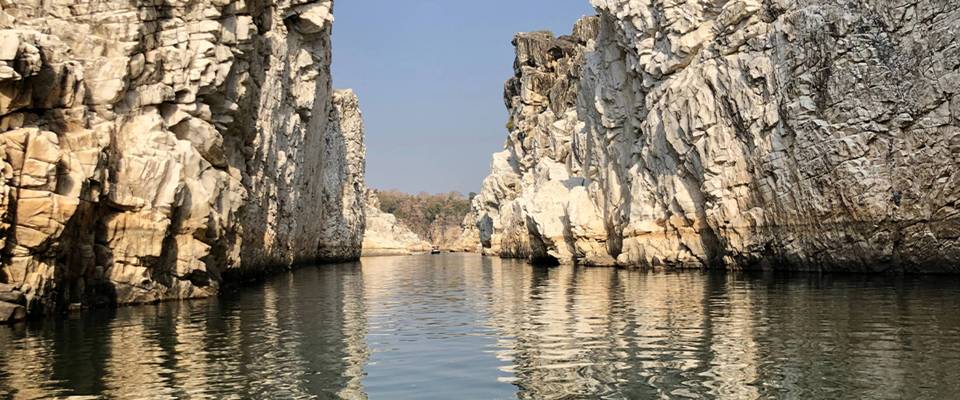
[{"xmin": 2, "ymin": 254, "xmax": 960, "ymax": 399}]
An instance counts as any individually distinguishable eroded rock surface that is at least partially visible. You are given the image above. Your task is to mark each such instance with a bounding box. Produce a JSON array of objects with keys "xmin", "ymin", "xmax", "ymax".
[
  {"xmin": 473, "ymin": 18, "xmax": 610, "ymax": 265},
  {"xmin": 0, "ymin": 282, "xmax": 24, "ymax": 323},
  {"xmin": 0, "ymin": 0, "xmax": 366, "ymax": 316},
  {"xmin": 362, "ymin": 191, "xmax": 431, "ymax": 256},
  {"xmin": 473, "ymin": 1, "xmax": 960, "ymax": 272}
]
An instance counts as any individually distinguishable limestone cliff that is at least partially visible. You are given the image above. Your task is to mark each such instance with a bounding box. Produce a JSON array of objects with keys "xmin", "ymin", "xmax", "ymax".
[
  {"xmin": 474, "ymin": 18, "xmax": 609, "ymax": 265},
  {"xmin": 0, "ymin": 0, "xmax": 366, "ymax": 320},
  {"xmin": 362, "ymin": 190, "xmax": 431, "ymax": 256},
  {"xmin": 474, "ymin": 1, "xmax": 960, "ymax": 272}
]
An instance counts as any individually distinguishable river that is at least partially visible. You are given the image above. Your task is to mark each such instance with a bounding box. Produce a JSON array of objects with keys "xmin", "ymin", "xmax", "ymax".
[{"xmin": 1, "ymin": 254, "xmax": 958, "ymax": 399}]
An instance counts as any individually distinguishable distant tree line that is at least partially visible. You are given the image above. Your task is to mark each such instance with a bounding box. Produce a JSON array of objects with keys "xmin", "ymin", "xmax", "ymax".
[{"xmin": 374, "ymin": 190, "xmax": 474, "ymax": 246}]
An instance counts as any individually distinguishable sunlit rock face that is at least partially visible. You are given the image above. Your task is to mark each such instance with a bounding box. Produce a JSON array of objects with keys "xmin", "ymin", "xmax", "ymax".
[
  {"xmin": 475, "ymin": 1, "xmax": 960, "ymax": 272},
  {"xmin": 474, "ymin": 17, "xmax": 607, "ymax": 266},
  {"xmin": 362, "ymin": 191, "xmax": 431, "ymax": 256},
  {"xmin": 0, "ymin": 0, "xmax": 366, "ymax": 316}
]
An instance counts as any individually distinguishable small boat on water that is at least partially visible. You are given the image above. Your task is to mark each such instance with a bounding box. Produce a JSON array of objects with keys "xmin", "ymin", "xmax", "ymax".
[{"xmin": 431, "ymin": 246, "xmax": 442, "ymax": 254}]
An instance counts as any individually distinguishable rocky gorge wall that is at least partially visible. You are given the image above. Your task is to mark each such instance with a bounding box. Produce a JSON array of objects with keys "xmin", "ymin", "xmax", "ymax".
[
  {"xmin": 474, "ymin": 17, "xmax": 610, "ymax": 265},
  {"xmin": 473, "ymin": 0, "xmax": 960, "ymax": 272},
  {"xmin": 0, "ymin": 0, "xmax": 366, "ymax": 319},
  {"xmin": 362, "ymin": 190, "xmax": 431, "ymax": 256},
  {"xmin": 361, "ymin": 189, "xmax": 482, "ymax": 255},
  {"xmin": 366, "ymin": 190, "xmax": 476, "ymax": 252}
]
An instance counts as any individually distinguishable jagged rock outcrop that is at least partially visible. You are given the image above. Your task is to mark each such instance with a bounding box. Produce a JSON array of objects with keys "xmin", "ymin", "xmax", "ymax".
[
  {"xmin": 474, "ymin": 0, "xmax": 960, "ymax": 272},
  {"xmin": 474, "ymin": 17, "xmax": 611, "ymax": 265},
  {"xmin": 362, "ymin": 190, "xmax": 431, "ymax": 256},
  {"xmin": 0, "ymin": 0, "xmax": 366, "ymax": 318}
]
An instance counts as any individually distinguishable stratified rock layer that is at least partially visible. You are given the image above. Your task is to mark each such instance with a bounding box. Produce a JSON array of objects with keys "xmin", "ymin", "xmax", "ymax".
[
  {"xmin": 362, "ymin": 191, "xmax": 431, "ymax": 256},
  {"xmin": 0, "ymin": 0, "xmax": 366, "ymax": 316},
  {"xmin": 475, "ymin": 1, "xmax": 960, "ymax": 272}
]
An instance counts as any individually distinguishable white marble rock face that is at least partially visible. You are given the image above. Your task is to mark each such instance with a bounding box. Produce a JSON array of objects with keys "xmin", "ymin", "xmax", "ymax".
[
  {"xmin": 0, "ymin": 0, "xmax": 366, "ymax": 316},
  {"xmin": 361, "ymin": 190, "xmax": 432, "ymax": 257},
  {"xmin": 471, "ymin": 0, "xmax": 960, "ymax": 272}
]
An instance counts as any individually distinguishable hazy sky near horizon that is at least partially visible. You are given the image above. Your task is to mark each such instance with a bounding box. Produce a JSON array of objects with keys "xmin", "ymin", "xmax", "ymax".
[{"xmin": 331, "ymin": 0, "xmax": 595, "ymax": 195}]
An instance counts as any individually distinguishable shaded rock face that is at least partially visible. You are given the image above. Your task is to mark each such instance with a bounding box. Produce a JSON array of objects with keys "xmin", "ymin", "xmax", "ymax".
[
  {"xmin": 475, "ymin": 1, "xmax": 960, "ymax": 272},
  {"xmin": 362, "ymin": 191, "xmax": 431, "ymax": 256},
  {"xmin": 0, "ymin": 0, "xmax": 366, "ymax": 316},
  {"xmin": 0, "ymin": 283, "xmax": 25, "ymax": 323}
]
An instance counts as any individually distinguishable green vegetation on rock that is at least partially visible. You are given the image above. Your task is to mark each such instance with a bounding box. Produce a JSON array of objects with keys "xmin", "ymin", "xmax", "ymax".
[{"xmin": 374, "ymin": 190, "xmax": 473, "ymax": 249}]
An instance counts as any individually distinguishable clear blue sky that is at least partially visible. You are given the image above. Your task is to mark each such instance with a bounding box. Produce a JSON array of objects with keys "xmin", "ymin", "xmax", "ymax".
[{"xmin": 331, "ymin": 0, "xmax": 595, "ymax": 195}]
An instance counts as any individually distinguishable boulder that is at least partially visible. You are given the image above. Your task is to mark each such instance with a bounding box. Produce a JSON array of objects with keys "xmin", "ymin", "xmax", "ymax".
[
  {"xmin": 0, "ymin": 30, "xmax": 19, "ymax": 60},
  {"xmin": 0, "ymin": 289, "xmax": 25, "ymax": 305},
  {"xmin": 0, "ymin": 301, "xmax": 26, "ymax": 323}
]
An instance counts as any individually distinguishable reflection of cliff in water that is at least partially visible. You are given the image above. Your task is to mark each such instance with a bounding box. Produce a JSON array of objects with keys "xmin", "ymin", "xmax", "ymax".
[
  {"xmin": 2, "ymin": 255, "xmax": 960, "ymax": 399},
  {"xmin": 479, "ymin": 264, "xmax": 960, "ymax": 399},
  {"xmin": 0, "ymin": 264, "xmax": 369, "ymax": 399}
]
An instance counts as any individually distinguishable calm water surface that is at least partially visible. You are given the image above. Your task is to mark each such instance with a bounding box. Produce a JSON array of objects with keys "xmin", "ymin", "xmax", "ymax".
[{"xmin": 1, "ymin": 254, "xmax": 959, "ymax": 399}]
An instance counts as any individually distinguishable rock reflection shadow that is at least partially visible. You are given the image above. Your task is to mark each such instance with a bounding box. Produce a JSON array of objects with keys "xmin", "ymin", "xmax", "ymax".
[
  {"xmin": 1, "ymin": 255, "xmax": 960, "ymax": 399},
  {"xmin": 481, "ymin": 262, "xmax": 960, "ymax": 399},
  {"xmin": 0, "ymin": 263, "xmax": 369, "ymax": 399}
]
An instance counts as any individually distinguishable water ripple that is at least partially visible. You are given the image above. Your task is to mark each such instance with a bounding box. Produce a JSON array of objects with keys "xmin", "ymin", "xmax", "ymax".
[{"xmin": 1, "ymin": 255, "xmax": 960, "ymax": 399}]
